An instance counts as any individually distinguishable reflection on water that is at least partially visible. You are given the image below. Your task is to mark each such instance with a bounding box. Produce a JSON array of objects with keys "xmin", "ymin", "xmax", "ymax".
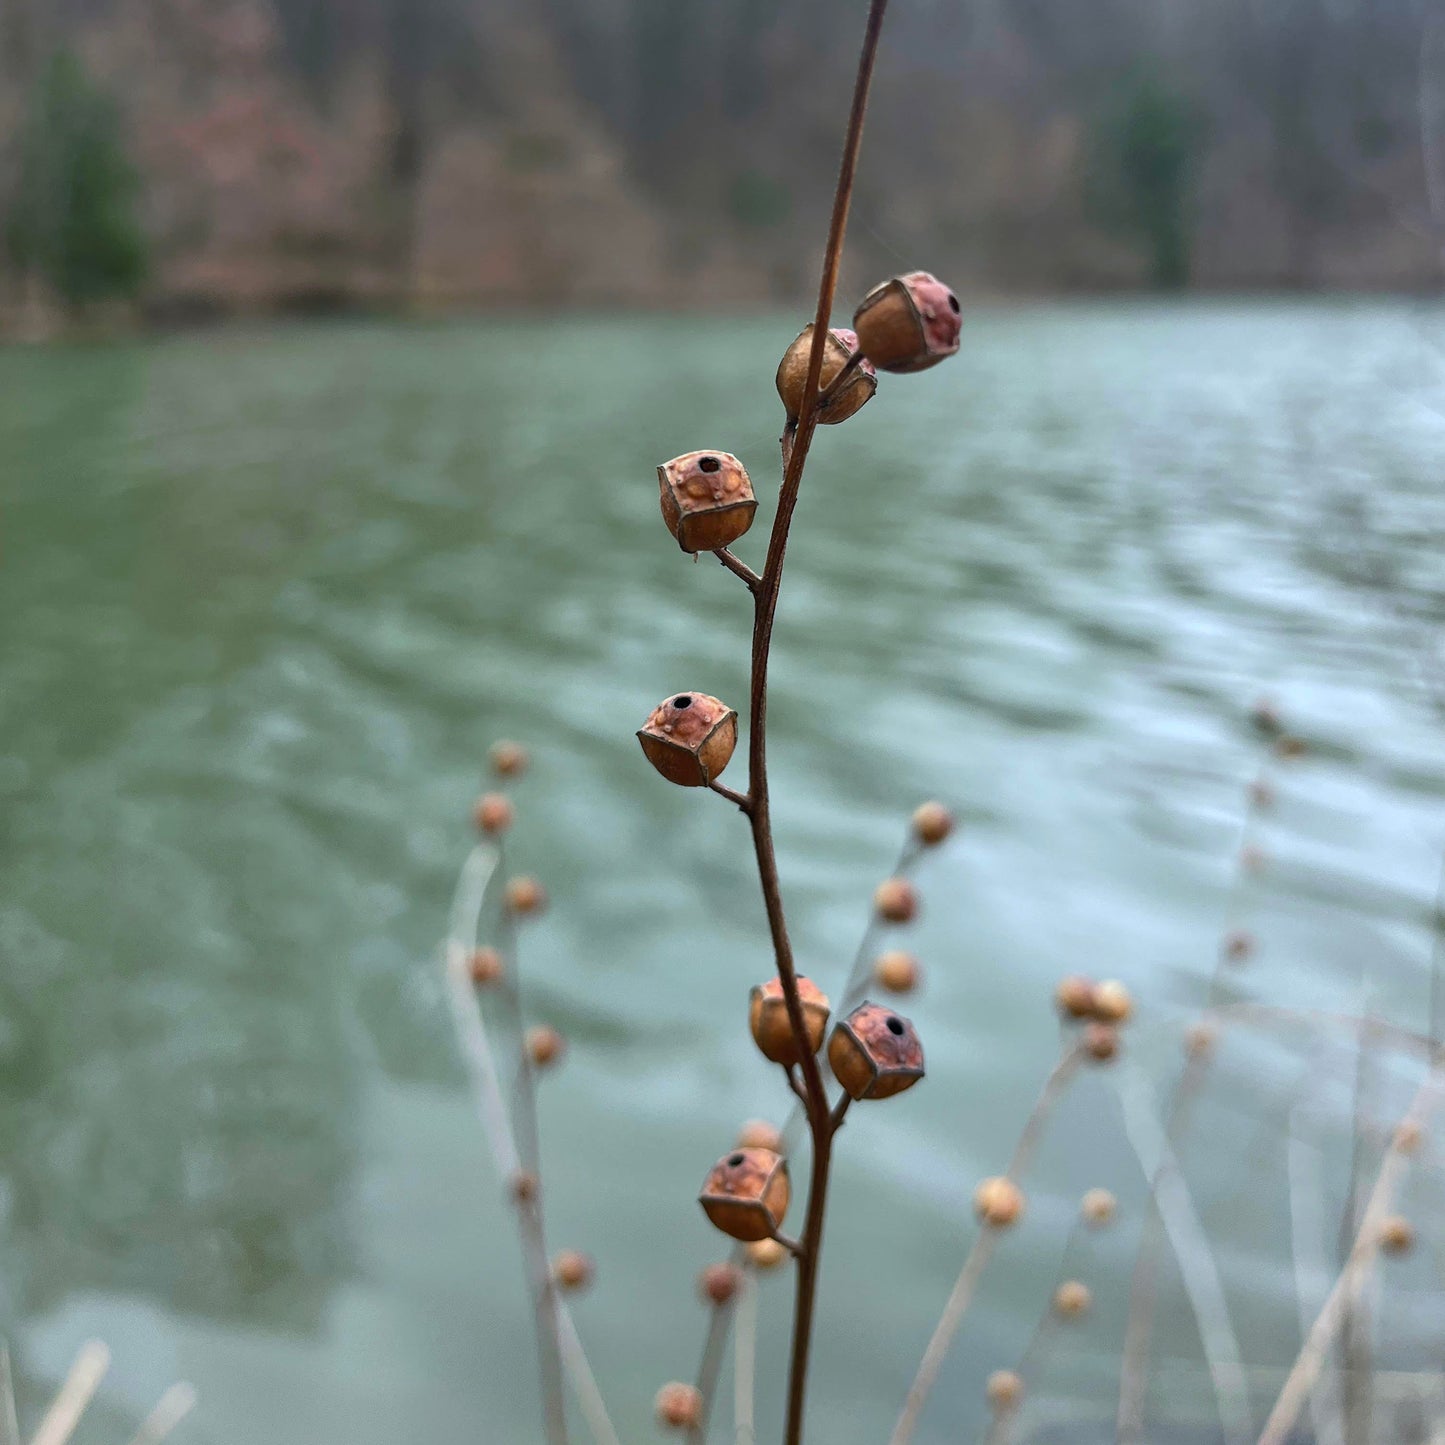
[{"xmin": 0, "ymin": 303, "xmax": 1443, "ymax": 1443}]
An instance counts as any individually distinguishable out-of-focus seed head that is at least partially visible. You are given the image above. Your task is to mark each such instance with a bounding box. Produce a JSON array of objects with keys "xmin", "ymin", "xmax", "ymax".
[
  {"xmin": 1380, "ymin": 1215, "xmax": 1415, "ymax": 1255},
  {"xmin": 986, "ymin": 1370, "xmax": 1024, "ymax": 1412},
  {"xmin": 1083, "ymin": 1022, "xmax": 1120, "ymax": 1063},
  {"xmin": 827, "ymin": 1002, "xmax": 925, "ymax": 1100},
  {"xmin": 736, "ymin": 1119, "xmax": 785, "ymax": 1154},
  {"xmin": 874, "ymin": 877, "xmax": 919, "ymax": 925},
  {"xmin": 468, "ymin": 946, "xmax": 504, "ymax": 986},
  {"xmin": 775, "ymin": 324, "xmax": 877, "ymax": 424},
  {"xmin": 698, "ymin": 1148, "xmax": 790, "ymax": 1242},
  {"xmin": 873, "ymin": 950, "xmax": 921, "ymax": 995},
  {"xmin": 1091, "ymin": 980, "xmax": 1133, "ymax": 1024},
  {"xmin": 1250, "ymin": 696, "xmax": 1282, "ymax": 736},
  {"xmin": 974, "ymin": 1176, "xmax": 1025, "ymax": 1228},
  {"xmin": 1053, "ymin": 1280, "xmax": 1092, "ymax": 1318},
  {"xmin": 490, "ymin": 740, "xmax": 529, "ymax": 778},
  {"xmin": 748, "ymin": 976, "xmax": 830, "ymax": 1065},
  {"xmin": 1055, "ymin": 975, "xmax": 1097, "ymax": 1021},
  {"xmin": 853, "ymin": 271, "xmax": 962, "ymax": 373},
  {"xmin": 1276, "ymin": 735, "xmax": 1308, "ymax": 760},
  {"xmin": 552, "ymin": 1249, "xmax": 594, "ymax": 1292},
  {"xmin": 657, "ymin": 451, "xmax": 757, "ymax": 554},
  {"xmin": 745, "ymin": 1237, "xmax": 788, "ymax": 1271},
  {"xmin": 1081, "ymin": 1188, "xmax": 1117, "ymax": 1227},
  {"xmin": 655, "ymin": 1382, "xmax": 703, "ymax": 1430},
  {"xmin": 638, "ymin": 692, "xmax": 739, "ymax": 788},
  {"xmin": 506, "ymin": 876, "xmax": 547, "ymax": 917},
  {"xmin": 1223, "ymin": 929, "xmax": 1255, "ymax": 964},
  {"xmin": 473, "ymin": 792, "xmax": 514, "ymax": 835},
  {"xmin": 698, "ymin": 1261, "xmax": 742, "ymax": 1306},
  {"xmin": 509, "ymin": 1170, "xmax": 539, "ymax": 1205},
  {"xmin": 912, "ymin": 801, "xmax": 954, "ymax": 847},
  {"xmin": 1184, "ymin": 1022, "xmax": 1217, "ymax": 1060},
  {"xmin": 1240, "ymin": 844, "xmax": 1267, "ymax": 873},
  {"xmin": 1394, "ymin": 1120, "xmax": 1424, "ymax": 1156},
  {"xmin": 526, "ymin": 1025, "xmax": 565, "ymax": 1070},
  {"xmin": 1249, "ymin": 777, "xmax": 1275, "ymax": 809}
]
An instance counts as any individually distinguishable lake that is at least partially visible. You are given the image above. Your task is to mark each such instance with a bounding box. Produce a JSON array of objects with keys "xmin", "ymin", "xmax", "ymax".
[{"xmin": 1, "ymin": 302, "xmax": 1443, "ymax": 1444}]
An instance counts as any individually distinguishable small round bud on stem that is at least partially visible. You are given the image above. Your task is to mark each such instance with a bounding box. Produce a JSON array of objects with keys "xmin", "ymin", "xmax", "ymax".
[
  {"xmin": 506, "ymin": 876, "xmax": 547, "ymax": 917},
  {"xmin": 1222, "ymin": 929, "xmax": 1255, "ymax": 964},
  {"xmin": 1240, "ymin": 844, "xmax": 1267, "ymax": 873},
  {"xmin": 745, "ymin": 1237, "xmax": 788, "ymax": 1271},
  {"xmin": 873, "ymin": 950, "xmax": 920, "ymax": 994},
  {"xmin": 699, "ymin": 1148, "xmax": 790, "ymax": 1242},
  {"xmin": 509, "ymin": 1170, "xmax": 539, "ymax": 1205},
  {"xmin": 526, "ymin": 1025, "xmax": 565, "ymax": 1070},
  {"xmin": 974, "ymin": 1176, "xmax": 1025, "ymax": 1228},
  {"xmin": 655, "ymin": 1383, "xmax": 703, "ymax": 1430},
  {"xmin": 638, "ymin": 693, "xmax": 739, "ymax": 787},
  {"xmin": 468, "ymin": 946, "xmax": 504, "ymax": 986},
  {"xmin": 827, "ymin": 1002, "xmax": 925, "ymax": 1100},
  {"xmin": 489, "ymin": 740, "xmax": 529, "ymax": 778},
  {"xmin": 912, "ymin": 801, "xmax": 954, "ymax": 846},
  {"xmin": 874, "ymin": 877, "xmax": 919, "ymax": 924},
  {"xmin": 1276, "ymin": 735, "xmax": 1308, "ymax": 760},
  {"xmin": 986, "ymin": 1370, "xmax": 1024, "ymax": 1412},
  {"xmin": 698, "ymin": 1262, "xmax": 742, "ymax": 1306},
  {"xmin": 1083, "ymin": 1022, "xmax": 1120, "ymax": 1063},
  {"xmin": 1249, "ymin": 777, "xmax": 1275, "ymax": 809},
  {"xmin": 473, "ymin": 793, "xmax": 514, "ymax": 835},
  {"xmin": 1250, "ymin": 696, "xmax": 1283, "ymax": 736},
  {"xmin": 749, "ymin": 976, "xmax": 830, "ymax": 1065},
  {"xmin": 736, "ymin": 1119, "xmax": 785, "ymax": 1154},
  {"xmin": 1380, "ymin": 1215, "xmax": 1415, "ymax": 1255},
  {"xmin": 853, "ymin": 271, "xmax": 962, "ymax": 373},
  {"xmin": 1053, "ymin": 1280, "xmax": 1092, "ymax": 1318},
  {"xmin": 552, "ymin": 1250, "xmax": 594, "ymax": 1292},
  {"xmin": 1091, "ymin": 980, "xmax": 1133, "ymax": 1024},
  {"xmin": 1394, "ymin": 1120, "xmax": 1424, "ymax": 1155},
  {"xmin": 1081, "ymin": 1188, "xmax": 1117, "ymax": 1227},
  {"xmin": 775, "ymin": 324, "xmax": 877, "ymax": 424},
  {"xmin": 1054, "ymin": 975, "xmax": 1097, "ymax": 1021},
  {"xmin": 657, "ymin": 451, "xmax": 757, "ymax": 554},
  {"xmin": 1184, "ymin": 1022, "xmax": 1217, "ymax": 1060}
]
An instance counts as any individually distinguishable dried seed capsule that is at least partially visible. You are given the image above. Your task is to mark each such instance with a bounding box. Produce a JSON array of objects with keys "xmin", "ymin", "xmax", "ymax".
[
  {"xmin": 490, "ymin": 740, "xmax": 529, "ymax": 777},
  {"xmin": 912, "ymin": 800, "xmax": 954, "ymax": 846},
  {"xmin": 1184, "ymin": 1022, "xmax": 1217, "ymax": 1060},
  {"xmin": 774, "ymin": 324, "xmax": 877, "ymax": 424},
  {"xmin": 745, "ymin": 1236, "xmax": 788, "ymax": 1271},
  {"xmin": 637, "ymin": 692, "xmax": 739, "ymax": 788},
  {"xmin": 657, "ymin": 450, "xmax": 757, "ymax": 554},
  {"xmin": 468, "ymin": 946, "xmax": 504, "ymax": 986},
  {"xmin": 473, "ymin": 792, "xmax": 514, "ymax": 835},
  {"xmin": 853, "ymin": 271, "xmax": 961, "ymax": 373},
  {"xmin": 974, "ymin": 1176, "xmax": 1025, "ymax": 1228},
  {"xmin": 748, "ymin": 976, "xmax": 830, "ymax": 1065},
  {"xmin": 874, "ymin": 877, "xmax": 918, "ymax": 924},
  {"xmin": 873, "ymin": 950, "xmax": 920, "ymax": 994},
  {"xmin": 1222, "ymin": 929, "xmax": 1255, "ymax": 964},
  {"xmin": 1380, "ymin": 1215, "xmax": 1415, "ymax": 1255},
  {"xmin": 1054, "ymin": 975, "xmax": 1097, "ymax": 1021},
  {"xmin": 698, "ymin": 1262, "xmax": 742, "ymax": 1306},
  {"xmin": 1053, "ymin": 1280, "xmax": 1092, "ymax": 1318},
  {"xmin": 698, "ymin": 1147, "xmax": 790, "ymax": 1242},
  {"xmin": 735, "ymin": 1119, "xmax": 785, "ymax": 1154},
  {"xmin": 1080, "ymin": 1188, "xmax": 1117, "ymax": 1227},
  {"xmin": 1083, "ymin": 1022, "xmax": 1120, "ymax": 1063},
  {"xmin": 986, "ymin": 1370, "xmax": 1024, "ymax": 1412},
  {"xmin": 655, "ymin": 1382, "xmax": 703, "ymax": 1430},
  {"xmin": 552, "ymin": 1250, "xmax": 594, "ymax": 1292},
  {"xmin": 526, "ymin": 1025, "xmax": 565, "ymax": 1069},
  {"xmin": 506, "ymin": 876, "xmax": 547, "ymax": 916},
  {"xmin": 1091, "ymin": 980, "xmax": 1133, "ymax": 1024},
  {"xmin": 827, "ymin": 1002, "xmax": 925, "ymax": 1100}
]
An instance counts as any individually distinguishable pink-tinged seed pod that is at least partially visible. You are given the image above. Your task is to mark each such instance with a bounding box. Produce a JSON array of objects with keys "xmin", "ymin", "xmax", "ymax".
[
  {"xmin": 749, "ymin": 976, "xmax": 830, "ymax": 1065},
  {"xmin": 774, "ymin": 324, "xmax": 877, "ymax": 424},
  {"xmin": 853, "ymin": 271, "xmax": 961, "ymax": 373},
  {"xmin": 638, "ymin": 692, "xmax": 738, "ymax": 788},
  {"xmin": 468, "ymin": 946, "xmax": 504, "ymax": 986},
  {"xmin": 552, "ymin": 1250, "xmax": 594, "ymax": 1292},
  {"xmin": 1091, "ymin": 980, "xmax": 1133, "ymax": 1024},
  {"xmin": 874, "ymin": 877, "xmax": 918, "ymax": 924},
  {"xmin": 1055, "ymin": 975, "xmax": 1097, "ymax": 1021},
  {"xmin": 506, "ymin": 876, "xmax": 547, "ymax": 916},
  {"xmin": 1184, "ymin": 1022, "xmax": 1217, "ymax": 1060},
  {"xmin": 1081, "ymin": 1188, "xmax": 1117, "ymax": 1227},
  {"xmin": 655, "ymin": 1383, "xmax": 703, "ymax": 1430},
  {"xmin": 1053, "ymin": 1280, "xmax": 1092, "ymax": 1318},
  {"xmin": 698, "ymin": 1148, "xmax": 790, "ymax": 1242},
  {"xmin": 473, "ymin": 792, "xmax": 514, "ymax": 835},
  {"xmin": 526, "ymin": 1025, "xmax": 565, "ymax": 1069},
  {"xmin": 745, "ymin": 1237, "xmax": 788, "ymax": 1271},
  {"xmin": 974, "ymin": 1176, "xmax": 1025, "ymax": 1228},
  {"xmin": 873, "ymin": 950, "xmax": 920, "ymax": 995},
  {"xmin": 735, "ymin": 1119, "xmax": 785, "ymax": 1154},
  {"xmin": 827, "ymin": 1002, "xmax": 925, "ymax": 1100},
  {"xmin": 1083, "ymin": 1022, "xmax": 1120, "ymax": 1063},
  {"xmin": 912, "ymin": 800, "xmax": 954, "ymax": 846},
  {"xmin": 657, "ymin": 451, "xmax": 757, "ymax": 554},
  {"xmin": 490, "ymin": 740, "xmax": 529, "ymax": 778},
  {"xmin": 986, "ymin": 1370, "xmax": 1024, "ymax": 1412},
  {"xmin": 1380, "ymin": 1215, "xmax": 1415, "ymax": 1255},
  {"xmin": 698, "ymin": 1262, "xmax": 742, "ymax": 1306},
  {"xmin": 1223, "ymin": 929, "xmax": 1255, "ymax": 964}
]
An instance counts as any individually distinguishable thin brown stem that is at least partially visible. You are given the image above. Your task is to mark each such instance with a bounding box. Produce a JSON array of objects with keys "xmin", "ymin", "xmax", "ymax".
[
  {"xmin": 715, "ymin": 548, "xmax": 762, "ymax": 592},
  {"xmin": 708, "ymin": 778, "xmax": 753, "ymax": 814}
]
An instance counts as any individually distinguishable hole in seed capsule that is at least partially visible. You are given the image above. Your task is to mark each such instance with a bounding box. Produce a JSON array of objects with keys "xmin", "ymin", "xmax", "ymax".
[
  {"xmin": 698, "ymin": 456, "xmax": 721, "ymax": 473},
  {"xmin": 673, "ymin": 695, "xmax": 693, "ymax": 709},
  {"xmin": 948, "ymin": 293, "xmax": 961, "ymax": 313},
  {"xmin": 886, "ymin": 1016, "xmax": 904, "ymax": 1036},
  {"xmin": 727, "ymin": 1153, "xmax": 745, "ymax": 1168}
]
